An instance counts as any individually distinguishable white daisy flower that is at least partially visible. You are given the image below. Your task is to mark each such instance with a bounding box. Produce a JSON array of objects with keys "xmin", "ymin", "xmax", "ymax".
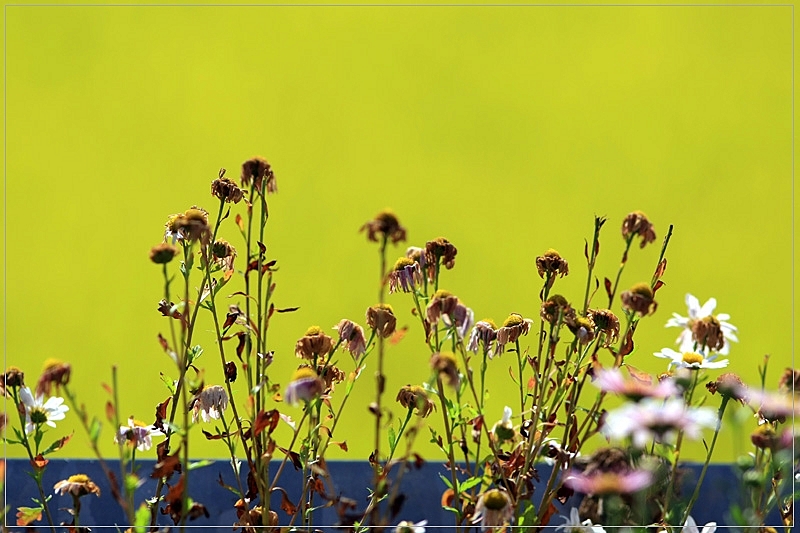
[
  {"xmin": 554, "ymin": 508, "xmax": 606, "ymax": 533},
  {"xmin": 394, "ymin": 520, "xmax": 427, "ymax": 533},
  {"xmin": 19, "ymin": 386, "xmax": 69, "ymax": 434},
  {"xmin": 654, "ymin": 348, "xmax": 729, "ymax": 370},
  {"xmin": 114, "ymin": 416, "xmax": 163, "ymax": 451},
  {"xmin": 682, "ymin": 515, "xmax": 716, "ymax": 533},
  {"xmin": 666, "ymin": 293, "xmax": 737, "ymax": 355},
  {"xmin": 601, "ymin": 397, "xmax": 718, "ymax": 448}
]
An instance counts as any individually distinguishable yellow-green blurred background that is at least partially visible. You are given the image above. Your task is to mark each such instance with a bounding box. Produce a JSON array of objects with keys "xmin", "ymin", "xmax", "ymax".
[{"xmin": 2, "ymin": 1, "xmax": 793, "ymax": 465}]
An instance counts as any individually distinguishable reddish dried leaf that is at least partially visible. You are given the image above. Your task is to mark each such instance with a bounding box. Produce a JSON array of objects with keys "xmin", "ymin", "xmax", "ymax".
[
  {"xmin": 223, "ymin": 311, "xmax": 238, "ymax": 330},
  {"xmin": 30, "ymin": 454, "xmax": 48, "ymax": 470},
  {"xmin": 44, "ymin": 433, "xmax": 73, "ymax": 454},
  {"xmin": 154, "ymin": 397, "xmax": 171, "ymax": 432},
  {"xmin": 540, "ymin": 502, "xmax": 558, "ymax": 526},
  {"xmin": 440, "ymin": 488, "xmax": 455, "ymax": 508},
  {"xmin": 527, "ymin": 376, "xmax": 536, "ymax": 392},
  {"xmin": 101, "ymin": 382, "xmax": 113, "ymax": 395},
  {"xmin": 235, "ymin": 213, "xmax": 244, "ymax": 232},
  {"xmin": 105, "ymin": 401, "xmax": 115, "ymax": 423},
  {"xmin": 16, "ymin": 506, "xmax": 42, "ymax": 526},
  {"xmin": 253, "ymin": 409, "xmax": 280, "ymax": 436},
  {"xmin": 278, "ymin": 446, "xmax": 303, "ymax": 470},
  {"xmin": 619, "ymin": 330, "xmax": 634, "ymax": 357},
  {"xmin": 152, "ymin": 452, "xmax": 182, "ymax": 479},
  {"xmin": 654, "ymin": 258, "xmax": 667, "ymax": 279},
  {"xmin": 389, "ymin": 326, "xmax": 408, "ymax": 345},
  {"xmin": 604, "ymin": 277, "xmax": 613, "ymax": 299},
  {"xmin": 201, "ymin": 429, "xmax": 228, "ymax": 440},
  {"xmin": 257, "ymin": 241, "xmax": 267, "ymax": 254},
  {"xmin": 320, "ymin": 425, "xmax": 332, "ymax": 438},
  {"xmin": 653, "ymin": 279, "xmax": 666, "ymax": 295},
  {"xmin": 333, "ymin": 441, "xmax": 348, "ymax": 452},
  {"xmin": 157, "ymin": 333, "xmax": 169, "ymax": 352},
  {"xmin": 246, "ymin": 469, "xmax": 258, "ymax": 499},
  {"xmin": 225, "ymin": 361, "xmax": 237, "ymax": 383},
  {"xmin": 235, "ymin": 331, "xmax": 248, "ymax": 361}
]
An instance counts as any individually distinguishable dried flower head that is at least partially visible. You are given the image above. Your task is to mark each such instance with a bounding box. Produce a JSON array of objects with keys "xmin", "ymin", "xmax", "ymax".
[
  {"xmin": 366, "ymin": 304, "xmax": 397, "ymax": 338},
  {"xmin": 666, "ymin": 293, "xmax": 738, "ymax": 355},
  {"xmin": 620, "ymin": 283, "xmax": 657, "ymax": 316},
  {"xmin": 425, "ymin": 237, "xmax": 458, "ymax": 274},
  {"xmin": 36, "ymin": 359, "xmax": 71, "ymax": 396},
  {"xmin": 53, "ymin": 474, "xmax": 101, "ymax": 498},
  {"xmin": 168, "ymin": 207, "xmax": 212, "ymax": 244},
  {"xmin": 211, "ymin": 176, "xmax": 244, "ymax": 203},
  {"xmin": 360, "ymin": 209, "xmax": 406, "ymax": 245},
  {"xmin": 211, "ymin": 239, "xmax": 236, "ymax": 272},
  {"xmin": 115, "ymin": 416, "xmax": 163, "ymax": 452},
  {"xmin": 431, "ymin": 351, "xmax": 460, "ymax": 388},
  {"xmin": 396, "ymin": 385, "xmax": 435, "ymax": 418},
  {"xmin": 300, "ymin": 363, "xmax": 345, "ymax": 392},
  {"xmin": 285, "ymin": 367, "xmax": 325, "ymax": 405},
  {"xmin": 3, "ymin": 367, "xmax": 24, "ymax": 389},
  {"xmin": 566, "ymin": 314, "xmax": 596, "ymax": 345},
  {"xmin": 191, "ymin": 385, "xmax": 229, "ymax": 423},
  {"xmin": 294, "ymin": 326, "xmax": 334, "ymax": 360},
  {"xmin": 333, "ymin": 319, "xmax": 367, "ymax": 360},
  {"xmin": 405, "ymin": 245, "xmax": 428, "ymax": 270},
  {"xmin": 467, "ymin": 320, "xmax": 498, "ymax": 358},
  {"xmin": 495, "ymin": 313, "xmax": 533, "ymax": 355},
  {"xmin": 541, "ymin": 294, "xmax": 571, "ymax": 326},
  {"xmin": 621, "ymin": 211, "xmax": 656, "ymax": 248},
  {"xmin": 749, "ymin": 390, "xmax": 800, "ymax": 424},
  {"xmin": 590, "ymin": 309, "xmax": 620, "ymax": 347},
  {"xmin": 388, "ymin": 257, "xmax": 423, "ymax": 294},
  {"xmin": 706, "ymin": 372, "xmax": 748, "ymax": 403},
  {"xmin": 241, "ymin": 156, "xmax": 276, "ymax": 194},
  {"xmin": 691, "ymin": 315, "xmax": 726, "ymax": 352},
  {"xmin": 778, "ymin": 368, "xmax": 800, "ymax": 395},
  {"xmin": 150, "ymin": 242, "xmax": 178, "ymax": 264},
  {"xmin": 425, "ymin": 289, "xmax": 459, "ymax": 325},
  {"xmin": 536, "ymin": 248, "xmax": 569, "ymax": 280},
  {"xmin": 473, "ymin": 489, "xmax": 513, "ymax": 531}
]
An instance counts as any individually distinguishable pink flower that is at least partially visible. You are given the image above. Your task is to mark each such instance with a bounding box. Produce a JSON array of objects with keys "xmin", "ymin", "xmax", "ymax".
[
  {"xmin": 592, "ymin": 368, "xmax": 680, "ymax": 401},
  {"xmin": 563, "ymin": 469, "xmax": 652, "ymax": 495}
]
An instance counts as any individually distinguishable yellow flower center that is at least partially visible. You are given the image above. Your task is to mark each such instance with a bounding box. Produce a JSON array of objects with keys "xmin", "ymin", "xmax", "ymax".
[
  {"xmin": 432, "ymin": 289, "xmax": 453, "ymax": 300},
  {"xmin": 483, "ymin": 489, "xmax": 509, "ymax": 510},
  {"xmin": 42, "ymin": 358, "xmax": 63, "ymax": 371},
  {"xmin": 503, "ymin": 313, "xmax": 525, "ymax": 327},
  {"xmin": 292, "ymin": 367, "xmax": 318, "ymax": 381},
  {"xmin": 682, "ymin": 352, "xmax": 704, "ymax": 365},
  {"xmin": 701, "ymin": 315, "xmax": 721, "ymax": 327},
  {"xmin": 481, "ymin": 318, "xmax": 497, "ymax": 329},
  {"xmin": 543, "ymin": 248, "xmax": 562, "ymax": 259},
  {"xmin": 393, "ymin": 257, "xmax": 415, "ymax": 270},
  {"xmin": 630, "ymin": 283, "xmax": 653, "ymax": 298},
  {"xmin": 68, "ymin": 474, "xmax": 90, "ymax": 483},
  {"xmin": 304, "ymin": 326, "xmax": 323, "ymax": 336}
]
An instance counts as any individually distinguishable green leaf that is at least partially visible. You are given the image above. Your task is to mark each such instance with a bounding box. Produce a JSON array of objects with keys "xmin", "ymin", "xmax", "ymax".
[
  {"xmin": 437, "ymin": 472, "xmax": 452, "ymax": 489},
  {"xmin": 458, "ymin": 476, "xmax": 482, "ymax": 492},
  {"xmin": 159, "ymin": 373, "xmax": 176, "ymax": 394},
  {"xmin": 125, "ymin": 473, "xmax": 143, "ymax": 493},
  {"xmin": 134, "ymin": 503, "xmax": 150, "ymax": 533},
  {"xmin": 387, "ymin": 426, "xmax": 397, "ymax": 453},
  {"xmin": 188, "ymin": 345, "xmax": 204, "ymax": 364},
  {"xmin": 443, "ymin": 505, "xmax": 459, "ymax": 516},
  {"xmin": 188, "ymin": 460, "xmax": 214, "ymax": 471},
  {"xmin": 517, "ymin": 500, "xmax": 537, "ymax": 526},
  {"xmin": 89, "ymin": 418, "xmax": 102, "ymax": 444},
  {"xmin": 16, "ymin": 505, "xmax": 43, "ymax": 526}
]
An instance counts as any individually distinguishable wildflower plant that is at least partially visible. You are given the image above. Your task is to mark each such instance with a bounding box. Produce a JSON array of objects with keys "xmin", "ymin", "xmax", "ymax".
[{"xmin": 2, "ymin": 159, "xmax": 796, "ymax": 533}]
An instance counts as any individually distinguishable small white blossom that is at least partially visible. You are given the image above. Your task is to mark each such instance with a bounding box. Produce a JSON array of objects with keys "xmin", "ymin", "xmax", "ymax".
[
  {"xmin": 602, "ymin": 397, "xmax": 717, "ymax": 448},
  {"xmin": 666, "ymin": 293, "xmax": 737, "ymax": 355},
  {"xmin": 654, "ymin": 348, "xmax": 729, "ymax": 370},
  {"xmin": 554, "ymin": 508, "xmax": 606, "ymax": 533},
  {"xmin": 19, "ymin": 386, "xmax": 69, "ymax": 434},
  {"xmin": 682, "ymin": 515, "xmax": 716, "ymax": 533}
]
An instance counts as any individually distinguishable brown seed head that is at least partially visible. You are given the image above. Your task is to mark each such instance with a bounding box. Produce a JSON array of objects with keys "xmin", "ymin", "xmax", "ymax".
[
  {"xmin": 620, "ymin": 283, "xmax": 657, "ymax": 316},
  {"xmin": 425, "ymin": 237, "xmax": 458, "ymax": 272},
  {"xmin": 541, "ymin": 294, "xmax": 571, "ymax": 325},
  {"xmin": 360, "ymin": 209, "xmax": 407, "ymax": 245},
  {"xmin": 150, "ymin": 243, "xmax": 178, "ymax": 264},
  {"xmin": 173, "ymin": 207, "xmax": 212, "ymax": 244},
  {"xmin": 211, "ymin": 177, "xmax": 244, "ymax": 204},
  {"xmin": 621, "ymin": 211, "xmax": 656, "ymax": 248},
  {"xmin": 431, "ymin": 351, "xmax": 460, "ymax": 388},
  {"xmin": 536, "ymin": 248, "xmax": 569, "ymax": 279},
  {"xmin": 3, "ymin": 367, "xmax": 24, "ymax": 389},
  {"xmin": 590, "ymin": 308, "xmax": 620, "ymax": 346},
  {"xmin": 691, "ymin": 315, "xmax": 725, "ymax": 352},
  {"xmin": 566, "ymin": 315, "xmax": 596, "ymax": 344},
  {"xmin": 241, "ymin": 156, "xmax": 276, "ymax": 194}
]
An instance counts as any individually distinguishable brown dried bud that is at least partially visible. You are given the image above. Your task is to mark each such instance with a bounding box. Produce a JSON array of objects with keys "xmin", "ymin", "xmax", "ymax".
[
  {"xmin": 150, "ymin": 243, "xmax": 178, "ymax": 264},
  {"xmin": 211, "ymin": 177, "xmax": 244, "ymax": 204},
  {"xmin": 294, "ymin": 326, "xmax": 334, "ymax": 360},
  {"xmin": 360, "ymin": 209, "xmax": 406, "ymax": 245},
  {"xmin": 620, "ymin": 283, "xmax": 657, "ymax": 316},
  {"xmin": 621, "ymin": 211, "xmax": 656, "ymax": 248},
  {"xmin": 366, "ymin": 304, "xmax": 397, "ymax": 338}
]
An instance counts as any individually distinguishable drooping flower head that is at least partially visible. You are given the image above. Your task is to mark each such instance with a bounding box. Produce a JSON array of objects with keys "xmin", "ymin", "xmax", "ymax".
[
  {"xmin": 241, "ymin": 156, "xmax": 276, "ymax": 194},
  {"xmin": 333, "ymin": 319, "xmax": 367, "ymax": 360},
  {"xmin": 654, "ymin": 348, "xmax": 729, "ymax": 371},
  {"xmin": 36, "ymin": 359, "xmax": 71, "ymax": 396},
  {"xmin": 211, "ymin": 173, "xmax": 244, "ymax": 204},
  {"xmin": 778, "ymin": 367, "xmax": 800, "ymax": 395},
  {"xmin": 19, "ymin": 386, "xmax": 69, "ymax": 435},
  {"xmin": 541, "ymin": 295, "xmax": 571, "ymax": 326},
  {"xmin": 115, "ymin": 416, "xmax": 163, "ymax": 451},
  {"xmin": 621, "ymin": 210, "xmax": 656, "ymax": 248},
  {"xmin": 706, "ymin": 372, "xmax": 748, "ymax": 404},
  {"xmin": 566, "ymin": 314, "xmax": 596, "ymax": 345},
  {"xmin": 366, "ymin": 304, "xmax": 397, "ymax": 338},
  {"xmin": 589, "ymin": 308, "xmax": 620, "ymax": 347},
  {"xmin": 388, "ymin": 257, "xmax": 423, "ymax": 294},
  {"xmin": 165, "ymin": 206, "xmax": 212, "ymax": 244},
  {"xmin": 211, "ymin": 239, "xmax": 236, "ymax": 272},
  {"xmin": 360, "ymin": 209, "xmax": 406, "ymax": 245},
  {"xmin": 491, "ymin": 406, "xmax": 515, "ymax": 443},
  {"xmin": 430, "ymin": 351, "xmax": 460, "ymax": 388},
  {"xmin": 190, "ymin": 385, "xmax": 229, "ymax": 423},
  {"xmin": 536, "ymin": 248, "xmax": 569, "ymax": 282},
  {"xmin": 495, "ymin": 313, "xmax": 533, "ymax": 355},
  {"xmin": 150, "ymin": 242, "xmax": 178, "ymax": 264},
  {"xmin": 424, "ymin": 237, "xmax": 457, "ymax": 279},
  {"xmin": 620, "ymin": 283, "xmax": 657, "ymax": 316},
  {"xmin": 396, "ymin": 385, "xmax": 435, "ymax": 418},
  {"xmin": 53, "ymin": 474, "xmax": 101, "ymax": 498},
  {"xmin": 295, "ymin": 326, "xmax": 334, "ymax": 360},
  {"xmin": 285, "ymin": 367, "xmax": 325, "ymax": 406},
  {"xmin": 472, "ymin": 488, "xmax": 513, "ymax": 531},
  {"xmin": 665, "ymin": 293, "xmax": 738, "ymax": 355},
  {"xmin": 467, "ymin": 319, "xmax": 498, "ymax": 358}
]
